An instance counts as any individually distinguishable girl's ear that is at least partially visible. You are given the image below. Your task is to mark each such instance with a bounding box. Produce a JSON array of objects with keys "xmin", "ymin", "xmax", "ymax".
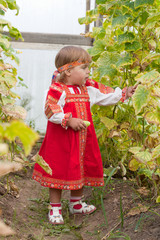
[{"xmin": 64, "ymin": 69, "xmax": 71, "ymax": 76}]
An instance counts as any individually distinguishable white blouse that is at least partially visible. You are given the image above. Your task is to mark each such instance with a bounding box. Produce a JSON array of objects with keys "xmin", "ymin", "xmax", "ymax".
[{"xmin": 47, "ymin": 86, "xmax": 122, "ymax": 124}]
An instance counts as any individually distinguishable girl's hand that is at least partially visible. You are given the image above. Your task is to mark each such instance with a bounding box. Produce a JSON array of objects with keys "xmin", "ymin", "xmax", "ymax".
[
  {"xmin": 126, "ymin": 85, "xmax": 137, "ymax": 98},
  {"xmin": 67, "ymin": 118, "xmax": 87, "ymax": 131}
]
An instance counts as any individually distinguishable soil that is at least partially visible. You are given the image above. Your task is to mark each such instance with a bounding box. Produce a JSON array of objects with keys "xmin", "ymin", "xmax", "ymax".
[{"xmin": 0, "ymin": 146, "xmax": 160, "ymax": 240}]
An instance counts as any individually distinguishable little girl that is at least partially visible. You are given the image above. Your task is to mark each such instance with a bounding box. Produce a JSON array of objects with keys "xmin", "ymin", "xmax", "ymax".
[{"xmin": 32, "ymin": 46, "xmax": 136, "ymax": 225}]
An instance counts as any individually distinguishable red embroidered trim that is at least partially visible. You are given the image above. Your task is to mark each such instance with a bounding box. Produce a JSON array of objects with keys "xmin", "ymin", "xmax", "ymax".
[
  {"xmin": 98, "ymin": 82, "xmax": 115, "ymax": 94},
  {"xmin": 120, "ymin": 87, "xmax": 127, "ymax": 102},
  {"xmin": 58, "ymin": 60, "xmax": 88, "ymax": 73},
  {"xmin": 45, "ymin": 95, "xmax": 62, "ymax": 119},
  {"xmin": 32, "ymin": 170, "xmax": 104, "ymax": 190},
  {"xmin": 61, "ymin": 112, "xmax": 72, "ymax": 129}
]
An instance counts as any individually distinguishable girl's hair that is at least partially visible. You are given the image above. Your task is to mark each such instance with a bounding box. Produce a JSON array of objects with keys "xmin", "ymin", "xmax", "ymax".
[{"xmin": 55, "ymin": 46, "xmax": 92, "ymax": 69}]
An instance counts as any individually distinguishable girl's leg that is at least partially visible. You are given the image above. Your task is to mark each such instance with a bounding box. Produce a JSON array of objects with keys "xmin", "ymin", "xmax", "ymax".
[
  {"xmin": 49, "ymin": 188, "xmax": 62, "ymax": 203},
  {"xmin": 70, "ymin": 188, "xmax": 83, "ymax": 197},
  {"xmin": 48, "ymin": 188, "xmax": 64, "ymax": 225},
  {"xmin": 69, "ymin": 187, "xmax": 96, "ymax": 215}
]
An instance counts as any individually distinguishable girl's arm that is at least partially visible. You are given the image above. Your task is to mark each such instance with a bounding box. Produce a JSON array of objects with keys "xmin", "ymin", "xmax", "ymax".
[
  {"xmin": 86, "ymin": 79, "xmax": 136, "ymax": 107},
  {"xmin": 85, "ymin": 79, "xmax": 127, "ymax": 102},
  {"xmin": 45, "ymin": 83, "xmax": 72, "ymax": 129}
]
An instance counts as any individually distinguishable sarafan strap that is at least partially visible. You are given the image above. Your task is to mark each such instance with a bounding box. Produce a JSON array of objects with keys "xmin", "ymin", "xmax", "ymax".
[{"xmin": 58, "ymin": 60, "xmax": 89, "ymax": 73}]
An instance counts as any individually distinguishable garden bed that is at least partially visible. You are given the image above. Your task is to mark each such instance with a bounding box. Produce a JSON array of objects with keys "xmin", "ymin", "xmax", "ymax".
[{"xmin": 0, "ymin": 163, "xmax": 160, "ymax": 240}]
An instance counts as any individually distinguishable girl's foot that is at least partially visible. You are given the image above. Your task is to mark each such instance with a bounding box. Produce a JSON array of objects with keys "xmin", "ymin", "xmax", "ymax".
[
  {"xmin": 48, "ymin": 203, "xmax": 64, "ymax": 225},
  {"xmin": 69, "ymin": 200, "xmax": 96, "ymax": 215}
]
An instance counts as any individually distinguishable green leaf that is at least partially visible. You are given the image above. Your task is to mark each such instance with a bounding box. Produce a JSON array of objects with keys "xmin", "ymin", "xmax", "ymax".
[
  {"xmin": 96, "ymin": 0, "xmax": 107, "ymax": 4},
  {"xmin": 134, "ymin": 0, "xmax": 154, "ymax": 8},
  {"xmin": 0, "ymin": 9, "xmax": 5, "ymax": 15},
  {"xmin": 144, "ymin": 109, "xmax": 160, "ymax": 125},
  {"xmin": 156, "ymin": 196, "xmax": 160, "ymax": 203},
  {"xmin": 8, "ymin": 26, "xmax": 23, "ymax": 40},
  {"xmin": 129, "ymin": 147, "xmax": 142, "ymax": 154},
  {"xmin": 118, "ymin": 32, "xmax": 135, "ymax": 44},
  {"xmin": 4, "ymin": 121, "xmax": 39, "ymax": 156},
  {"xmin": 6, "ymin": 0, "xmax": 19, "ymax": 15},
  {"xmin": 128, "ymin": 158, "xmax": 141, "ymax": 171},
  {"xmin": 141, "ymin": 54, "xmax": 160, "ymax": 65},
  {"xmin": 132, "ymin": 85, "xmax": 150, "ymax": 114},
  {"xmin": 98, "ymin": 65, "xmax": 117, "ymax": 79},
  {"xmin": 152, "ymin": 144, "xmax": 160, "ymax": 159},
  {"xmin": 88, "ymin": 39, "xmax": 106, "ymax": 56},
  {"xmin": 103, "ymin": 166, "xmax": 117, "ymax": 177},
  {"xmin": 78, "ymin": 15, "xmax": 97, "ymax": 25},
  {"xmin": 144, "ymin": 21, "xmax": 156, "ymax": 31},
  {"xmin": 139, "ymin": 11, "xmax": 149, "ymax": 25},
  {"xmin": 125, "ymin": 41, "xmax": 141, "ymax": 51},
  {"xmin": 146, "ymin": 13, "xmax": 160, "ymax": 26},
  {"xmin": 4, "ymin": 49, "xmax": 20, "ymax": 64},
  {"xmin": 86, "ymin": 8, "xmax": 98, "ymax": 18},
  {"xmin": 0, "ymin": 0, "xmax": 8, "ymax": 8},
  {"xmin": 1, "ymin": 70, "xmax": 17, "ymax": 87},
  {"xmin": 134, "ymin": 150, "xmax": 152, "ymax": 163},
  {"xmin": 97, "ymin": 51, "xmax": 119, "ymax": 66},
  {"xmin": 100, "ymin": 116, "xmax": 118, "ymax": 130},
  {"xmin": 0, "ymin": 19, "xmax": 11, "ymax": 26},
  {"xmin": 0, "ymin": 35, "xmax": 11, "ymax": 50},
  {"xmin": 138, "ymin": 168, "xmax": 153, "ymax": 180},
  {"xmin": 124, "ymin": 1, "xmax": 135, "ymax": 11},
  {"xmin": 136, "ymin": 70, "xmax": 160, "ymax": 84},
  {"xmin": 115, "ymin": 53, "xmax": 132, "ymax": 68},
  {"xmin": 112, "ymin": 14, "xmax": 130, "ymax": 28},
  {"xmin": 2, "ymin": 96, "xmax": 15, "ymax": 105}
]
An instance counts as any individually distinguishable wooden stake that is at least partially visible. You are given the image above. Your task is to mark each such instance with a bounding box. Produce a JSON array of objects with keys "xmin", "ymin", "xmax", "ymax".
[{"xmin": 85, "ymin": 0, "xmax": 90, "ymax": 33}]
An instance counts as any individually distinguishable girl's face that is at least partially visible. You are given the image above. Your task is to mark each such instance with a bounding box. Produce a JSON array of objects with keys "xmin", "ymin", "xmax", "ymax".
[{"xmin": 66, "ymin": 63, "xmax": 90, "ymax": 86}]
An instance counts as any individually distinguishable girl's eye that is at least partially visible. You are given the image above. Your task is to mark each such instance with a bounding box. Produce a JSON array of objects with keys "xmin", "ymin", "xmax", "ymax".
[{"xmin": 82, "ymin": 65, "xmax": 88, "ymax": 69}]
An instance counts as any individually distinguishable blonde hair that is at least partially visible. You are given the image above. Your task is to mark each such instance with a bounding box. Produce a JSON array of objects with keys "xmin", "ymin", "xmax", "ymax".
[{"xmin": 55, "ymin": 46, "xmax": 91, "ymax": 81}]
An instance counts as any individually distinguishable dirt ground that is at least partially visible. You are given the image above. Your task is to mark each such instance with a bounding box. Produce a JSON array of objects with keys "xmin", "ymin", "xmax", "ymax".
[{"xmin": 0, "ymin": 148, "xmax": 160, "ymax": 240}]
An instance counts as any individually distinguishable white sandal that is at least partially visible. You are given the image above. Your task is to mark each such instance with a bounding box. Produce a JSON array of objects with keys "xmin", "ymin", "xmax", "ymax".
[
  {"xmin": 69, "ymin": 200, "xmax": 96, "ymax": 215},
  {"xmin": 48, "ymin": 205, "xmax": 64, "ymax": 225}
]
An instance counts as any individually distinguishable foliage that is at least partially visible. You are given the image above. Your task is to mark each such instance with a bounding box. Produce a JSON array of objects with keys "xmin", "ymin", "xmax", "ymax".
[
  {"xmin": 0, "ymin": 0, "xmax": 39, "ymax": 236},
  {"xmin": 79, "ymin": 0, "xmax": 160, "ymax": 201}
]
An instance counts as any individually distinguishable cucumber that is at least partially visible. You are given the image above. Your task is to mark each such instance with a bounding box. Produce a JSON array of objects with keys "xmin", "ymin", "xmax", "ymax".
[{"xmin": 83, "ymin": 120, "xmax": 91, "ymax": 127}]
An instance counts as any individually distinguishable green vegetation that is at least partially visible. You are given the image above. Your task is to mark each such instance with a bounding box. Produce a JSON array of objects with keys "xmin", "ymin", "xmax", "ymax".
[
  {"xmin": 79, "ymin": 0, "xmax": 160, "ymax": 202},
  {"xmin": 0, "ymin": 1, "xmax": 38, "ymax": 237}
]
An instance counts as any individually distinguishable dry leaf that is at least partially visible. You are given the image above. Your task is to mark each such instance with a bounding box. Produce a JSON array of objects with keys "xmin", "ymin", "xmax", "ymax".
[
  {"xmin": 8, "ymin": 181, "xmax": 19, "ymax": 198},
  {"xmin": 2, "ymin": 104, "xmax": 27, "ymax": 120},
  {"xmin": 0, "ymin": 161, "xmax": 23, "ymax": 177},
  {"xmin": 33, "ymin": 154, "xmax": 52, "ymax": 175},
  {"xmin": 0, "ymin": 219, "xmax": 15, "ymax": 236},
  {"xmin": 0, "ymin": 152, "xmax": 12, "ymax": 161},
  {"xmin": 127, "ymin": 203, "xmax": 149, "ymax": 216},
  {"xmin": 108, "ymin": 130, "xmax": 121, "ymax": 138},
  {"xmin": 137, "ymin": 187, "xmax": 150, "ymax": 196}
]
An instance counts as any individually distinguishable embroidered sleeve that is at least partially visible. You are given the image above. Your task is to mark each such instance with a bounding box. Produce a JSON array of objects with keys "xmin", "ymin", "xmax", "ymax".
[
  {"xmin": 86, "ymin": 79, "xmax": 114, "ymax": 94},
  {"xmin": 61, "ymin": 112, "xmax": 72, "ymax": 129},
  {"xmin": 120, "ymin": 87, "xmax": 127, "ymax": 102},
  {"xmin": 86, "ymin": 79, "xmax": 127, "ymax": 102},
  {"xmin": 44, "ymin": 83, "xmax": 72, "ymax": 129},
  {"xmin": 45, "ymin": 83, "xmax": 63, "ymax": 119}
]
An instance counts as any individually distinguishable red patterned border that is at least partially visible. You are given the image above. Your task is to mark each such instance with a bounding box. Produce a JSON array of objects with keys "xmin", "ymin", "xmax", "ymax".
[
  {"xmin": 61, "ymin": 112, "xmax": 72, "ymax": 129},
  {"xmin": 32, "ymin": 169, "xmax": 104, "ymax": 190}
]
